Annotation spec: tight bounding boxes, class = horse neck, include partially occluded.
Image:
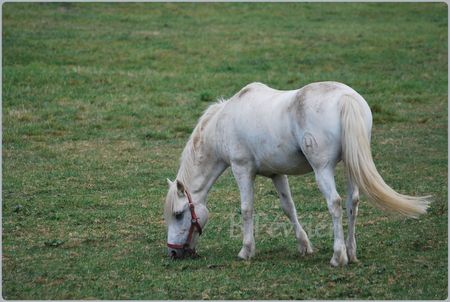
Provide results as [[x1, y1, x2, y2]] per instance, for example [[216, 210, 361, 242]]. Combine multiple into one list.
[[176, 140, 226, 206]]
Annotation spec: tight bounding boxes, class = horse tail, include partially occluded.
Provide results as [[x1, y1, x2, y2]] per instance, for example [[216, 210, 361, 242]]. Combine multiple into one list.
[[339, 95, 430, 218]]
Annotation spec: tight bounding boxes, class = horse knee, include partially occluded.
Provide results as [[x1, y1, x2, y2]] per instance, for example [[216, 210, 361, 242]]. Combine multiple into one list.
[[241, 207, 253, 219], [327, 196, 343, 218], [280, 201, 293, 215]]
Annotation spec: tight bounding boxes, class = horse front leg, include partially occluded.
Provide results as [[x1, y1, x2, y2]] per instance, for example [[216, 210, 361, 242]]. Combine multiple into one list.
[[272, 174, 313, 255], [231, 163, 256, 260]]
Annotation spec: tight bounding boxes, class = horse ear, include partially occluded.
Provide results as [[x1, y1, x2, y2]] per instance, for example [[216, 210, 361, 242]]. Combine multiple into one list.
[[167, 178, 174, 187], [176, 180, 185, 197]]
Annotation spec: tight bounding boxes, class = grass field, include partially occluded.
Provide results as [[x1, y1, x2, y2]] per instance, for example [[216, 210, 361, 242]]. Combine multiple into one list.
[[2, 3, 448, 300]]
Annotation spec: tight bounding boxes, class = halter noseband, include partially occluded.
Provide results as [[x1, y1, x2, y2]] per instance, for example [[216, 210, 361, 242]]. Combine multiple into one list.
[[167, 189, 203, 252]]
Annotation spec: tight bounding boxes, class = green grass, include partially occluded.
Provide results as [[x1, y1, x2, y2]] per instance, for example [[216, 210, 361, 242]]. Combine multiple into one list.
[[2, 2, 447, 300]]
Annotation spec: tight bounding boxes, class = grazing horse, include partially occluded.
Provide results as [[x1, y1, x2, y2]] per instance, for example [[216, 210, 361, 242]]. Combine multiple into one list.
[[164, 81, 430, 266]]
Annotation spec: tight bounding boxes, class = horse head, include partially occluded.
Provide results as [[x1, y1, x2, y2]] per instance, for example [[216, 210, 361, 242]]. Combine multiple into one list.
[[164, 179, 209, 259]]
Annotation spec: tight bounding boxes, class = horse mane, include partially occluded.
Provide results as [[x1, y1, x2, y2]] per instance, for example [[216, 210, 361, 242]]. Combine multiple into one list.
[[177, 99, 226, 184], [165, 99, 226, 221]]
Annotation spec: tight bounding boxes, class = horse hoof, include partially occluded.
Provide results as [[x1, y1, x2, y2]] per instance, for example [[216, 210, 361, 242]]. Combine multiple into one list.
[[237, 253, 251, 260], [348, 255, 359, 263], [238, 247, 254, 260], [346, 249, 359, 263], [330, 257, 348, 267], [330, 250, 348, 267], [298, 244, 313, 256]]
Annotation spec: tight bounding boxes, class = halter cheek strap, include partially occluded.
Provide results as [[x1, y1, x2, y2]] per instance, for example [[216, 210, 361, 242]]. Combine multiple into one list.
[[167, 189, 203, 251]]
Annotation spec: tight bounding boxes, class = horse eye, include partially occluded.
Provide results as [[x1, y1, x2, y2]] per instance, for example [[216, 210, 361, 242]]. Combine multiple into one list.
[[175, 212, 184, 220]]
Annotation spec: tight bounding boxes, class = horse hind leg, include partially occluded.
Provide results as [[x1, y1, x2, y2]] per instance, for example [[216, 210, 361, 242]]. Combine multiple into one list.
[[346, 176, 360, 263], [299, 130, 347, 266], [271, 174, 313, 255], [314, 167, 348, 267]]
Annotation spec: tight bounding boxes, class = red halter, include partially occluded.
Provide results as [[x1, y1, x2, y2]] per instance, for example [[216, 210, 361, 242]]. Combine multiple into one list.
[[167, 189, 203, 251]]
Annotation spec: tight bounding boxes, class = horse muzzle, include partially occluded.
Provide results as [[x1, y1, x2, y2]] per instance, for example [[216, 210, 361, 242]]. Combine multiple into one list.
[[167, 244, 198, 259]]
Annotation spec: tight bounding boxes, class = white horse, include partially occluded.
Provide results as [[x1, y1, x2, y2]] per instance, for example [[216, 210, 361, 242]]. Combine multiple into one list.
[[164, 81, 430, 266]]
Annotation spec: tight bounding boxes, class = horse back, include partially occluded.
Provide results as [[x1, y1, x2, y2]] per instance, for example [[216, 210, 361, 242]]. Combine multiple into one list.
[[213, 81, 372, 176]]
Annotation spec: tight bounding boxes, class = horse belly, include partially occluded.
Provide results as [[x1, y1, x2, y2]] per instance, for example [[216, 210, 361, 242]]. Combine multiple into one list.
[[256, 145, 313, 176]]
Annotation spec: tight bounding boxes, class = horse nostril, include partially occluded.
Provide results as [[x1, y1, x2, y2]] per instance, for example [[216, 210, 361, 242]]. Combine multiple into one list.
[[170, 250, 177, 258]]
